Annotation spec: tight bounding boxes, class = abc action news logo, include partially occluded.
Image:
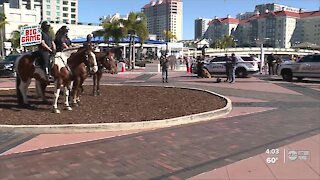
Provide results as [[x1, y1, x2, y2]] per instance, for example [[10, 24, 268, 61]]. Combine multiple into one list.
[[20, 25, 42, 47]]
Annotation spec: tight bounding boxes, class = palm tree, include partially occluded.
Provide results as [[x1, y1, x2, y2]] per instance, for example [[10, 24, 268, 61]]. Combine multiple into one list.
[[210, 35, 237, 49], [0, 13, 9, 57], [121, 12, 148, 69], [103, 20, 124, 45], [163, 30, 177, 42]]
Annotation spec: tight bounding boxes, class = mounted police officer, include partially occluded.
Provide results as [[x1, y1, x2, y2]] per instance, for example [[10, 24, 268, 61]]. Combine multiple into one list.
[[38, 21, 56, 79], [54, 25, 73, 52], [83, 34, 93, 49]]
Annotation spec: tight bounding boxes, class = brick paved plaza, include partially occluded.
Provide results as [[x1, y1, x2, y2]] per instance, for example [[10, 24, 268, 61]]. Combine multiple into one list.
[[0, 72, 319, 179]]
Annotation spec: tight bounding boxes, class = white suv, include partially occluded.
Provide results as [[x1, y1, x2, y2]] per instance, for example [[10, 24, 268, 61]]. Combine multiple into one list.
[[203, 56, 259, 78], [277, 54, 320, 81]]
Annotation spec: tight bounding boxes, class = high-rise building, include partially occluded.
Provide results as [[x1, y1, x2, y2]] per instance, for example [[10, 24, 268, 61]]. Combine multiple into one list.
[[142, 0, 183, 41], [0, 0, 78, 24], [255, 3, 302, 14], [194, 18, 210, 40], [205, 15, 239, 43], [236, 12, 256, 20], [234, 10, 320, 48]]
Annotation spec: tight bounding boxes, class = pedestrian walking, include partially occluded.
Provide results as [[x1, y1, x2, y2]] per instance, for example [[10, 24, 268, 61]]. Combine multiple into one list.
[[229, 53, 237, 83], [160, 55, 169, 83], [224, 54, 232, 82]]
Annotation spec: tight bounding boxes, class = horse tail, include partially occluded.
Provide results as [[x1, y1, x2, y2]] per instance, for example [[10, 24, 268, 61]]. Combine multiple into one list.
[[15, 54, 26, 105]]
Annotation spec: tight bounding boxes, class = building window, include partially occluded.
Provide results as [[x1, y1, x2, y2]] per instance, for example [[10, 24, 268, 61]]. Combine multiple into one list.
[[56, 12, 60, 16], [63, 19, 68, 23], [71, 14, 76, 18], [63, 1, 68, 5], [71, 8, 76, 12], [71, 2, 76, 6], [63, 7, 68, 11], [56, 0, 60, 3], [46, 0, 50, 3], [46, 11, 50, 15], [71, 20, 76, 24], [56, 5, 60, 10], [63, 13, 68, 17], [46, 5, 50, 9]]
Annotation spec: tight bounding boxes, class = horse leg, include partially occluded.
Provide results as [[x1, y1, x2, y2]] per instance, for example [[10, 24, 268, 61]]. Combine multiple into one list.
[[64, 85, 72, 111], [77, 78, 85, 104], [71, 78, 80, 106], [52, 79, 61, 114], [36, 80, 48, 103], [19, 78, 31, 105], [92, 73, 97, 96], [96, 72, 102, 96], [16, 74, 23, 105]]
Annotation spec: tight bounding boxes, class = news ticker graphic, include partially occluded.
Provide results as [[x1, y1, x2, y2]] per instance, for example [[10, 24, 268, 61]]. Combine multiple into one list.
[[265, 148, 310, 164]]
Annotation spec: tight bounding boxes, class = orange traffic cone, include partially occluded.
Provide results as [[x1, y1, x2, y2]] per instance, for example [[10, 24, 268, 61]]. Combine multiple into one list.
[[121, 63, 125, 72]]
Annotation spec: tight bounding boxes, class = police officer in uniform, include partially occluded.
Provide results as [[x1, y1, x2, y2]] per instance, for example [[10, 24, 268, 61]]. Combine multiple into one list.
[[38, 21, 56, 78], [54, 26, 72, 51]]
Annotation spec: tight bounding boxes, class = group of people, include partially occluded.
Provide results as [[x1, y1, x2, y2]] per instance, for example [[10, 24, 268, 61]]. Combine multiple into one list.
[[267, 53, 285, 75], [37, 21, 78, 80], [224, 53, 237, 83]]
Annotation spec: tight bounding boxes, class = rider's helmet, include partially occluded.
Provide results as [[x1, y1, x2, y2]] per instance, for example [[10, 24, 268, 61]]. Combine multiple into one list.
[[40, 21, 50, 31], [61, 26, 69, 34], [86, 34, 93, 42]]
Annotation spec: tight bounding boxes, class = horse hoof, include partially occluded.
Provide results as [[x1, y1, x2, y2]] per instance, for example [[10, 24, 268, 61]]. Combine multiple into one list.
[[52, 108, 60, 114], [65, 106, 72, 111], [72, 103, 79, 107]]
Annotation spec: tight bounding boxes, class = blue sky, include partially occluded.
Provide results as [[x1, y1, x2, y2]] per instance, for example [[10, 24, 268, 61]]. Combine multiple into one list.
[[78, 0, 319, 39]]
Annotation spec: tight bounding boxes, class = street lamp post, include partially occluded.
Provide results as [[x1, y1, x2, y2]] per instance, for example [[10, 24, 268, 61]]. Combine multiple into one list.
[[258, 38, 270, 74]]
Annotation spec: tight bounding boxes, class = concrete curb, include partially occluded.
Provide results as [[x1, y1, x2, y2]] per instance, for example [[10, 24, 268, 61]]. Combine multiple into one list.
[[0, 85, 232, 133]]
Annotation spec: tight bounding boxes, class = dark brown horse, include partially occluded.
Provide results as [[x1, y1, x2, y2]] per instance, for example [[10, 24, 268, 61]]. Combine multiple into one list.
[[69, 47, 98, 106], [51, 47, 97, 113], [92, 49, 117, 96], [15, 52, 50, 106]]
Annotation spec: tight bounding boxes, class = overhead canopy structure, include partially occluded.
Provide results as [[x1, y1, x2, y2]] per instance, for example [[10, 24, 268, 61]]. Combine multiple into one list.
[[71, 36, 166, 45], [293, 42, 320, 49]]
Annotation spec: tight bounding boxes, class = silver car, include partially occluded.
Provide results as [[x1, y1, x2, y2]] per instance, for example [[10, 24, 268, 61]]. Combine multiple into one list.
[[277, 54, 320, 81]]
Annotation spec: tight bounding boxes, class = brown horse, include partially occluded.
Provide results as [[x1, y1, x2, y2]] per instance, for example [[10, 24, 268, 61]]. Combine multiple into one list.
[[69, 47, 98, 106], [92, 50, 117, 96], [15, 51, 50, 106], [51, 47, 97, 113]]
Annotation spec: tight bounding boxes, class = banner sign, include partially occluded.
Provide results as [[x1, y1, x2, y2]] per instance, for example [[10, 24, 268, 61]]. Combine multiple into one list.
[[20, 25, 42, 47]]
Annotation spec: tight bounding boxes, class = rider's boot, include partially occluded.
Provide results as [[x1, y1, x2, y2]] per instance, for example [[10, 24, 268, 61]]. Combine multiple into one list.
[[46, 68, 53, 82]]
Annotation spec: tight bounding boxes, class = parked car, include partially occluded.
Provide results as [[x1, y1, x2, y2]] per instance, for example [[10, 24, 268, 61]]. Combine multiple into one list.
[[0, 54, 21, 77], [277, 54, 320, 81], [241, 56, 261, 69], [192, 56, 259, 78]]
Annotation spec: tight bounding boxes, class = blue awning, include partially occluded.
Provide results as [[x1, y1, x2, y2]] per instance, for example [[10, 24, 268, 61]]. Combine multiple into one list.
[[71, 36, 165, 44]]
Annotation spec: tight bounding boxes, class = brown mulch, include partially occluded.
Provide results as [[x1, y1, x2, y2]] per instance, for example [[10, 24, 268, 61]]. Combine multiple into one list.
[[0, 86, 227, 125]]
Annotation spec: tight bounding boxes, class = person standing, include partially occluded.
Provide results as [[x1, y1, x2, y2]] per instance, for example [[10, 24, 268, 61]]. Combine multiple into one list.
[[160, 55, 169, 83], [229, 53, 237, 83], [267, 53, 276, 75], [38, 21, 56, 79], [224, 54, 231, 82]]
